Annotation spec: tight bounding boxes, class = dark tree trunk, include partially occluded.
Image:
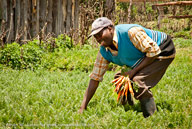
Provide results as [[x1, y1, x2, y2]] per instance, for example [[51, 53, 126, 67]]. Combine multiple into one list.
[[66, 0, 72, 33], [56, 0, 63, 35], [0, 0, 8, 47], [7, 0, 14, 43], [36, 0, 40, 35], [31, 0, 36, 37], [15, 0, 21, 41], [40, 0, 47, 30], [52, 0, 57, 35], [47, 0, 53, 34], [74, 0, 79, 30], [63, 0, 67, 33], [23, 0, 28, 40]]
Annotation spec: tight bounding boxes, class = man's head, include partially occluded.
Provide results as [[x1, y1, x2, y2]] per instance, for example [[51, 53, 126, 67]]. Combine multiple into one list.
[[88, 17, 114, 47]]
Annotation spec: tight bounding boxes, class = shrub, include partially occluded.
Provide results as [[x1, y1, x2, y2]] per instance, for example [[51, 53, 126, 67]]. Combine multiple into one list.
[[55, 34, 73, 52], [0, 43, 21, 69], [0, 42, 44, 70], [0, 35, 75, 70], [21, 41, 44, 69]]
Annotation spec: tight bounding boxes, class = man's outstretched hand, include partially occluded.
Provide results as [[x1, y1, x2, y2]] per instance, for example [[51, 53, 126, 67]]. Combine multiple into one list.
[[79, 107, 84, 114]]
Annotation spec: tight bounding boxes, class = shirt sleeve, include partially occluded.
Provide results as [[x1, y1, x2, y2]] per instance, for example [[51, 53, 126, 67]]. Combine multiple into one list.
[[89, 51, 110, 82], [128, 27, 161, 57]]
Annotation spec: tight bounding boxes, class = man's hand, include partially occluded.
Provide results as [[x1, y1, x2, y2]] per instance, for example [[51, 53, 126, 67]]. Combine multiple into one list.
[[79, 107, 85, 114], [79, 79, 99, 114], [114, 70, 136, 79], [123, 70, 136, 79]]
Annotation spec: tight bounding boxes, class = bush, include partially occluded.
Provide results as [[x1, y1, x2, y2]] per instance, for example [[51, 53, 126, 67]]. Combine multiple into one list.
[[0, 43, 21, 69], [0, 35, 75, 70], [0, 42, 44, 70], [55, 34, 73, 52], [21, 41, 44, 69]]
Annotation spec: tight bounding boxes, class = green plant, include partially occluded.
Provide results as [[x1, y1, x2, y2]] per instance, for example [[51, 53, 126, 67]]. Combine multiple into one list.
[[55, 34, 73, 52], [0, 41, 44, 70], [146, 3, 154, 14], [21, 41, 44, 69], [0, 42, 21, 69], [173, 31, 191, 39]]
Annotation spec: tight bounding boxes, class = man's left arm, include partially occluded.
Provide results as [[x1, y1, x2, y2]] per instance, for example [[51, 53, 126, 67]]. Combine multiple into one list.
[[124, 56, 157, 79], [124, 27, 161, 79]]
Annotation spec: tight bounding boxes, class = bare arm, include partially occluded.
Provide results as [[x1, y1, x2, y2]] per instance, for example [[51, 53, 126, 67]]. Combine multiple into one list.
[[79, 51, 109, 113], [79, 79, 99, 113], [124, 56, 157, 79]]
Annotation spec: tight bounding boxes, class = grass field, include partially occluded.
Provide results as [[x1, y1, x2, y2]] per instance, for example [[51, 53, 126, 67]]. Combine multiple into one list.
[[0, 38, 192, 128]]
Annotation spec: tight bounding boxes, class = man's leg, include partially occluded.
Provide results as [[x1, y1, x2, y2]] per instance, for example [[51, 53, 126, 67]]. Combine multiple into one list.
[[133, 58, 174, 118]]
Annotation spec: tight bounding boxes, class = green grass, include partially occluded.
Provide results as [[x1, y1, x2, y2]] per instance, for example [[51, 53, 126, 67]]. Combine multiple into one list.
[[0, 39, 192, 128]]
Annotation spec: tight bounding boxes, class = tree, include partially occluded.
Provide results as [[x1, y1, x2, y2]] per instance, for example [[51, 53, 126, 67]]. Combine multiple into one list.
[[127, 0, 132, 23]]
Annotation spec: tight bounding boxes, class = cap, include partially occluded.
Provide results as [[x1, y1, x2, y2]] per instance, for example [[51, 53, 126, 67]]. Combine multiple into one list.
[[88, 17, 113, 39]]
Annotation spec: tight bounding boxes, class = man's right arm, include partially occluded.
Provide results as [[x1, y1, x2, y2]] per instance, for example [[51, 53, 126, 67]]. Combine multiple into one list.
[[79, 51, 109, 113], [79, 79, 99, 113]]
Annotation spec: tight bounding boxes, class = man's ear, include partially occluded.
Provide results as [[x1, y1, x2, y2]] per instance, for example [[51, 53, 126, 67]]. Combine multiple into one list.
[[108, 26, 114, 35], [107, 26, 112, 34], [108, 26, 112, 30]]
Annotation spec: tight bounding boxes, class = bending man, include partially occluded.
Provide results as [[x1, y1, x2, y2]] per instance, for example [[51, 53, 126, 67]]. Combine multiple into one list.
[[79, 17, 175, 118]]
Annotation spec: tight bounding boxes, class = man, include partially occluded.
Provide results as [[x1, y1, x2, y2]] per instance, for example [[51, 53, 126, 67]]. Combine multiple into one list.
[[79, 17, 175, 118]]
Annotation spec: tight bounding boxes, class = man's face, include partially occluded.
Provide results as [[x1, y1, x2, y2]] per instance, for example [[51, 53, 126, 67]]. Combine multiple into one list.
[[94, 26, 113, 47]]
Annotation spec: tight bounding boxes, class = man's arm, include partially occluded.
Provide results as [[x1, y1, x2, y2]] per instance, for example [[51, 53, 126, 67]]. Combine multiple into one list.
[[125, 27, 161, 79], [79, 51, 109, 113], [79, 79, 99, 113], [124, 56, 157, 79]]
